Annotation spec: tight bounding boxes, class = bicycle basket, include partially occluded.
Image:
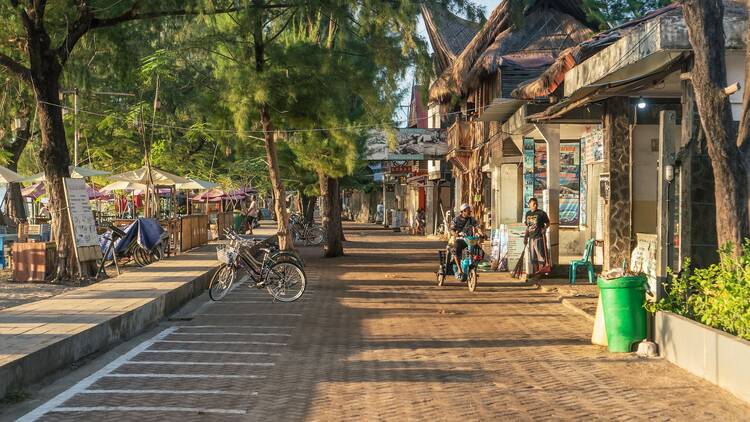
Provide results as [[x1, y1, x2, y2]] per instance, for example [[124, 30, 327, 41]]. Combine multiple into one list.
[[216, 246, 238, 264]]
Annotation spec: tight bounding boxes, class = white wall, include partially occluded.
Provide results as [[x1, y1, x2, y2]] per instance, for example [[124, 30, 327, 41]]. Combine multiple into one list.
[[632, 125, 659, 234], [727, 52, 746, 121], [499, 164, 520, 224]]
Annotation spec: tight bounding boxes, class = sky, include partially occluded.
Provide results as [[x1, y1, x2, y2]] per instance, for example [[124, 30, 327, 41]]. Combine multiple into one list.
[[396, 1, 501, 125]]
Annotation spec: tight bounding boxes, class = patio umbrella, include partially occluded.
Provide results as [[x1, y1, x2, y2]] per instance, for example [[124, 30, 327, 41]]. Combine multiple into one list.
[[22, 165, 111, 182], [0, 165, 25, 183], [24, 181, 112, 200], [175, 178, 218, 190], [110, 166, 189, 186], [192, 188, 228, 202], [100, 180, 147, 192], [21, 182, 45, 199]]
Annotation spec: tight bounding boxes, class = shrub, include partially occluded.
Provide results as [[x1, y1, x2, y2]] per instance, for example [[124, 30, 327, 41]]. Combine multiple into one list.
[[650, 242, 750, 341]]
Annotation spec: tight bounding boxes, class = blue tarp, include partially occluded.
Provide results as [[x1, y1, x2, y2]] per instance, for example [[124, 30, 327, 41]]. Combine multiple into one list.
[[100, 218, 165, 259]]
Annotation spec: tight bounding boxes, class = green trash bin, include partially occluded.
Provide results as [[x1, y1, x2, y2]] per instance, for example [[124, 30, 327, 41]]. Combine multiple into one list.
[[233, 212, 244, 231], [597, 275, 647, 352]]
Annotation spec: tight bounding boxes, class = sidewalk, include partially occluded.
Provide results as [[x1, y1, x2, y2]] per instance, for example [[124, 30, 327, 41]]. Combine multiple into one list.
[[0, 246, 218, 400]]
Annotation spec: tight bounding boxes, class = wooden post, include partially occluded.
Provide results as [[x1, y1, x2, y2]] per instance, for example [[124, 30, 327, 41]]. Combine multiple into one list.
[[603, 97, 632, 271]]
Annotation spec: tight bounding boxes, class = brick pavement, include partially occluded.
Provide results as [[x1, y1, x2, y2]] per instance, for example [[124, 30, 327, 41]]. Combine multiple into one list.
[[18, 228, 750, 421]]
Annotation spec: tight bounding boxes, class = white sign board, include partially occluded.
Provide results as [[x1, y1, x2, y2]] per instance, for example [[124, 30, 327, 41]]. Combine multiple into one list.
[[631, 233, 658, 296], [499, 223, 527, 270], [64, 178, 99, 248]]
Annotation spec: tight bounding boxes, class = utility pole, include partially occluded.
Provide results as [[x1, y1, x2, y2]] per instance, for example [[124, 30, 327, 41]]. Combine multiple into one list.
[[61, 89, 80, 165], [74, 88, 79, 166], [62, 89, 135, 167]]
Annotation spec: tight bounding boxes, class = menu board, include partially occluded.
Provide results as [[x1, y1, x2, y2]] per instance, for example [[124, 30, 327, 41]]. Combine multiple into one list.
[[64, 178, 99, 248], [499, 223, 527, 271]]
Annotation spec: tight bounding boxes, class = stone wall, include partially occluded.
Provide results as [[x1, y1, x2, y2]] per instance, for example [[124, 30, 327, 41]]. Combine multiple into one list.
[[603, 97, 632, 271]]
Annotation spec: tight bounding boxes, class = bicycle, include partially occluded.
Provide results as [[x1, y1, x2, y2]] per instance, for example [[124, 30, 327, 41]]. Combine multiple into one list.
[[209, 231, 306, 302], [289, 213, 325, 246]]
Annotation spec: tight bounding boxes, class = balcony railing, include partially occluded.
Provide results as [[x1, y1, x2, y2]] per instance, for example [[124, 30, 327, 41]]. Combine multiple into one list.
[[446, 120, 472, 172], [447, 120, 472, 152]]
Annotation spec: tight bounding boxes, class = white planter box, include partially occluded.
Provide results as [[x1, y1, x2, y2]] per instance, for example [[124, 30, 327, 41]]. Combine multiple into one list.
[[656, 311, 750, 403]]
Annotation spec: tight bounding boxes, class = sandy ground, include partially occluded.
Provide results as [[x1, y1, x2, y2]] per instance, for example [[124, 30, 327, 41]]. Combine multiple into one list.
[[0, 270, 77, 311]]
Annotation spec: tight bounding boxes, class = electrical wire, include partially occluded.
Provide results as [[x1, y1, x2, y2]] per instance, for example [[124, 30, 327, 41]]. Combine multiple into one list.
[[35, 98, 496, 137]]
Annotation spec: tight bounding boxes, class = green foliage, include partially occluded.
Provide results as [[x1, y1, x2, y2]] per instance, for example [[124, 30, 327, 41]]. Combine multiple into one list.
[[650, 243, 750, 341]]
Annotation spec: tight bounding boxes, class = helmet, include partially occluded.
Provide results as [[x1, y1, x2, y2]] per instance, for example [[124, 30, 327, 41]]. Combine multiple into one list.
[[459, 203, 471, 212]]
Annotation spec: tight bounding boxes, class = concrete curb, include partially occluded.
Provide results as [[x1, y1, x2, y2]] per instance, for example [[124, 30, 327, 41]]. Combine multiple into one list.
[[535, 283, 596, 322], [0, 249, 218, 399]]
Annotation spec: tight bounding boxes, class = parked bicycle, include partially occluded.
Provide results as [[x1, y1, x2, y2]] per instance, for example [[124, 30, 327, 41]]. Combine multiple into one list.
[[209, 230, 306, 302], [97, 220, 171, 277], [289, 213, 325, 246]]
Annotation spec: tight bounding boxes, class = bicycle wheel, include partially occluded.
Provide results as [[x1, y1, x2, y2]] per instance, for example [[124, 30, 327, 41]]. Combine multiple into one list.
[[265, 261, 306, 302], [133, 246, 150, 267], [209, 264, 237, 301], [306, 227, 325, 246]]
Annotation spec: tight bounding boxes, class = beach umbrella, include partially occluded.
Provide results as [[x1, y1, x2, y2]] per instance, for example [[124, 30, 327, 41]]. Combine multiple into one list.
[[21, 182, 45, 199], [109, 166, 189, 186], [101, 180, 147, 192], [24, 181, 112, 200], [176, 178, 218, 190], [22, 165, 111, 183], [192, 188, 228, 202], [0, 165, 25, 183]]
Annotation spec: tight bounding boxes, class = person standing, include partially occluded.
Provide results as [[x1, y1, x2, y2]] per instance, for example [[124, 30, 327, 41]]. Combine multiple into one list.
[[245, 195, 259, 235], [524, 197, 550, 277]]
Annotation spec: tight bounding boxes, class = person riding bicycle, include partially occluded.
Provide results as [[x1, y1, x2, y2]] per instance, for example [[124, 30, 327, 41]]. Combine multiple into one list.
[[450, 203, 479, 280]]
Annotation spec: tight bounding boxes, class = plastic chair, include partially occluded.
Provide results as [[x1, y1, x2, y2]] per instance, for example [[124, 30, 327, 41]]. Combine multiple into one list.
[[569, 239, 595, 284]]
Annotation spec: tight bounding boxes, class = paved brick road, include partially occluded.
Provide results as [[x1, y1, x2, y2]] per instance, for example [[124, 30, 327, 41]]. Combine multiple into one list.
[[20, 229, 750, 421]]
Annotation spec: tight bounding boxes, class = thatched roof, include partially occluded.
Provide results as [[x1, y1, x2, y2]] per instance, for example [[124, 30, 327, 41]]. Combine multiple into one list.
[[421, 5, 482, 76], [511, 1, 748, 100], [429, 0, 599, 103]]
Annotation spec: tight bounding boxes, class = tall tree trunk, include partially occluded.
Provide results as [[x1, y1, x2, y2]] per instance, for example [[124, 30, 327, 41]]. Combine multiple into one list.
[[319, 173, 343, 257], [6, 111, 30, 224], [738, 0, 750, 225], [683, 0, 750, 253], [33, 68, 74, 279], [300, 192, 316, 225], [260, 106, 293, 251], [253, 2, 292, 251]]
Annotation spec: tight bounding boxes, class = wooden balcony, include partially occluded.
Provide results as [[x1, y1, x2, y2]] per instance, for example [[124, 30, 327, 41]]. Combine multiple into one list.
[[446, 121, 472, 172]]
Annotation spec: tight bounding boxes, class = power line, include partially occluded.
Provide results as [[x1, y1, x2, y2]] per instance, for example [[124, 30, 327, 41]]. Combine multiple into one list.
[[35, 98, 494, 137]]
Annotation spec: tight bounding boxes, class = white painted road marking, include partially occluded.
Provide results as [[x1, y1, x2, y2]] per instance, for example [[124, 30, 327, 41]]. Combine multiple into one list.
[[156, 339, 287, 346], [84, 390, 259, 396], [177, 325, 294, 329], [141, 349, 281, 356], [17, 327, 178, 422], [50, 406, 247, 415], [196, 313, 303, 316], [124, 361, 274, 366], [171, 331, 292, 336], [105, 373, 266, 379]]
